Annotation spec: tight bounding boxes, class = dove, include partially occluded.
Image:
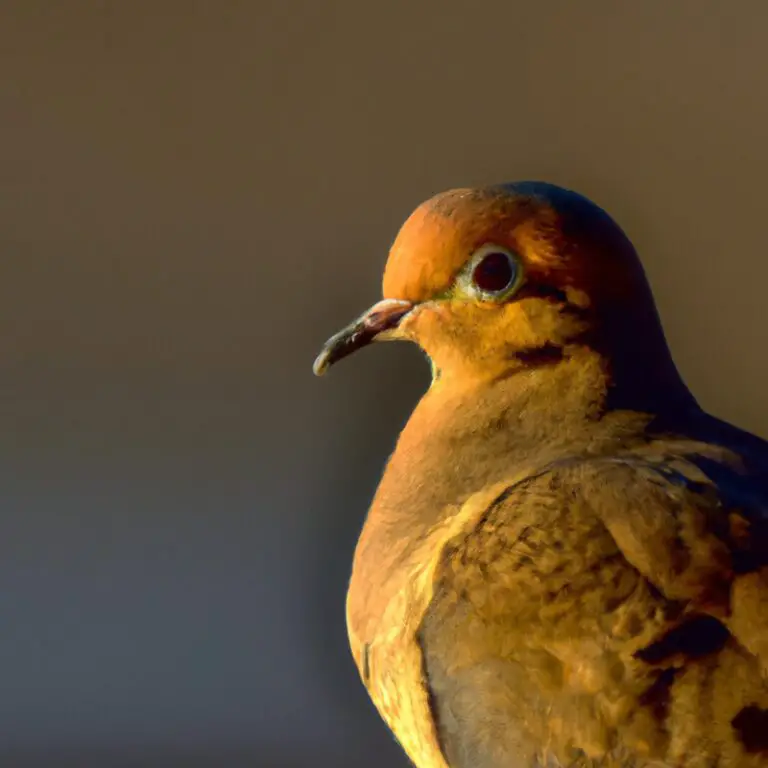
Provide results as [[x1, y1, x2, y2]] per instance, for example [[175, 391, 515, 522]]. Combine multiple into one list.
[[313, 182, 768, 768]]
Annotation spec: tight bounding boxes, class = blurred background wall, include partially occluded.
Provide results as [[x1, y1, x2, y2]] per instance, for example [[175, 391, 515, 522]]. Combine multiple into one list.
[[1, 2, 768, 766]]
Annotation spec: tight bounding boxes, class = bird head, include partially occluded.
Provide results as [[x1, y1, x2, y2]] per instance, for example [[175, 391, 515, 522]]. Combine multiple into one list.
[[314, 182, 692, 413]]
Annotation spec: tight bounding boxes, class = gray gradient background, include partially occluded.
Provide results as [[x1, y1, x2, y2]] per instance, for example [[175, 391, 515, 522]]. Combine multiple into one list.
[[2, 2, 768, 766]]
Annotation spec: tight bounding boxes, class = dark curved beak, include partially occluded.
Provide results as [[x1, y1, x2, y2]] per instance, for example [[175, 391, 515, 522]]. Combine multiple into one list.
[[313, 299, 414, 376]]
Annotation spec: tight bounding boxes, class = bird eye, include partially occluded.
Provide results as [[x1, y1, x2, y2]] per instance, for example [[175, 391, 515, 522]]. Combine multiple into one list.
[[466, 245, 522, 299]]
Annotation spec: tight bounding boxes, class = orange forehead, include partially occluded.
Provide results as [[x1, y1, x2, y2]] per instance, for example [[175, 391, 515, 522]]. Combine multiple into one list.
[[381, 185, 645, 307], [382, 188, 562, 302]]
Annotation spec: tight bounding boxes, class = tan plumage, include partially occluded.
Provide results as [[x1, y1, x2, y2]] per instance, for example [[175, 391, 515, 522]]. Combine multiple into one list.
[[314, 182, 768, 767]]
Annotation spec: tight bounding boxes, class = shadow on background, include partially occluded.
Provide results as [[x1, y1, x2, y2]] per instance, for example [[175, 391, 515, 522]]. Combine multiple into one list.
[[1, 2, 768, 766]]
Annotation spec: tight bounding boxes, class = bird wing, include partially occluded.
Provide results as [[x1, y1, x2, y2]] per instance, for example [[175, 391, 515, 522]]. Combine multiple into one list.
[[415, 442, 768, 768], [591, 446, 768, 674]]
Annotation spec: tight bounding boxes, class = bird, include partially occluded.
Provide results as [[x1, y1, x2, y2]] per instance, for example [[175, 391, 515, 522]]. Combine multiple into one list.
[[312, 182, 768, 768]]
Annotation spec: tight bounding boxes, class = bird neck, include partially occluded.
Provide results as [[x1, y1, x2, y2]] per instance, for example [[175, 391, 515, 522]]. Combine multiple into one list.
[[371, 341, 698, 543], [428, 333, 694, 420], [421, 344, 625, 437]]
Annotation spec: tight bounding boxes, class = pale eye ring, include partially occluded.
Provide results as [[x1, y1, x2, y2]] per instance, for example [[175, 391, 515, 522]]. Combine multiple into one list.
[[465, 245, 522, 298]]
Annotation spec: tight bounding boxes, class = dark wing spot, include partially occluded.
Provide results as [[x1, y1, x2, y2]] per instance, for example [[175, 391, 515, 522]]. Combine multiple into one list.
[[361, 643, 371, 684], [638, 667, 679, 723], [732, 705, 768, 753], [634, 615, 730, 664]]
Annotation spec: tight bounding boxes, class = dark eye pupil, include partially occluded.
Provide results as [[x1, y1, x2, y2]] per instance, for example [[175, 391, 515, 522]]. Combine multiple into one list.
[[472, 251, 515, 293]]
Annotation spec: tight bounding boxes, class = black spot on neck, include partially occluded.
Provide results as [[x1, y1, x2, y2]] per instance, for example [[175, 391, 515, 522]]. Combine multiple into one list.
[[492, 343, 565, 384], [515, 342, 565, 367]]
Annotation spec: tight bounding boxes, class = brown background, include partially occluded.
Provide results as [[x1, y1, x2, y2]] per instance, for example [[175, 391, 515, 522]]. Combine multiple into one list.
[[2, 2, 768, 766]]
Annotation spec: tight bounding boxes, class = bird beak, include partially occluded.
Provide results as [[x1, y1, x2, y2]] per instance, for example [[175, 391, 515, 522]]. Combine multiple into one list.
[[313, 298, 414, 376]]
